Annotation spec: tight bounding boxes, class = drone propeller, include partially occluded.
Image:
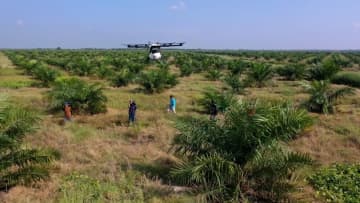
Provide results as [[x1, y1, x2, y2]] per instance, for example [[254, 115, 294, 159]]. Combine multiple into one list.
[[125, 42, 185, 48], [159, 42, 185, 47], [126, 44, 149, 48]]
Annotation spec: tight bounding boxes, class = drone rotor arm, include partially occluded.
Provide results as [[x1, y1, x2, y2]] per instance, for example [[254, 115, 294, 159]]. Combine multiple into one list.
[[159, 42, 185, 47], [126, 44, 149, 48]]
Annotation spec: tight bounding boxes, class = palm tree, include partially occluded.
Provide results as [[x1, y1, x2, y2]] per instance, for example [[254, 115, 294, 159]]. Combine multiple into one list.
[[198, 88, 236, 113], [0, 95, 59, 191], [223, 73, 244, 94], [308, 59, 340, 81], [247, 63, 273, 87], [33, 64, 61, 87], [205, 69, 222, 81], [49, 77, 107, 114], [304, 80, 354, 114], [137, 69, 178, 93], [277, 64, 307, 81], [171, 101, 313, 202]]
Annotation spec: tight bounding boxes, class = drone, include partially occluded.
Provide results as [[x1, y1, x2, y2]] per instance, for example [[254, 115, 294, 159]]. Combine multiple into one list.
[[126, 42, 185, 60]]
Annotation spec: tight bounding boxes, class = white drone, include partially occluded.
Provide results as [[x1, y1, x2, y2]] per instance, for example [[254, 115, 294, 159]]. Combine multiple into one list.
[[126, 42, 185, 60]]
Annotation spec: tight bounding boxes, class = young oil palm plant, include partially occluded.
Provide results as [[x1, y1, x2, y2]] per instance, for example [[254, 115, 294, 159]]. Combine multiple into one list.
[[49, 77, 107, 114], [111, 68, 134, 87], [33, 63, 61, 87], [179, 63, 193, 77], [247, 63, 273, 87], [171, 100, 313, 202], [223, 73, 244, 94], [304, 80, 354, 114], [137, 69, 178, 93], [277, 64, 307, 81], [0, 95, 59, 191], [205, 69, 222, 81], [198, 88, 236, 114], [308, 59, 340, 81]]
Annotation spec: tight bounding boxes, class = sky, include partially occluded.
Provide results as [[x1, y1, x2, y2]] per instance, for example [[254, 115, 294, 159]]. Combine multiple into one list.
[[0, 0, 360, 49]]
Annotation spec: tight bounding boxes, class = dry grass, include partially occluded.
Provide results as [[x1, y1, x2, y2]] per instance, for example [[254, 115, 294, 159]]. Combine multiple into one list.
[[1, 52, 360, 202], [0, 52, 16, 69]]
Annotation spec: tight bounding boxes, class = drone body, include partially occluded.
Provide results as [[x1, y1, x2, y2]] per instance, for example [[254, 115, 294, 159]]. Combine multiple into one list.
[[126, 42, 185, 60]]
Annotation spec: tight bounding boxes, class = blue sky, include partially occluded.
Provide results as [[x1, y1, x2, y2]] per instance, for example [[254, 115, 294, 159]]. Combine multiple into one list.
[[1, 0, 360, 49]]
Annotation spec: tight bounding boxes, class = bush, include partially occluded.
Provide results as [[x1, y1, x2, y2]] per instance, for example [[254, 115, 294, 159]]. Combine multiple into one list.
[[277, 64, 307, 80], [331, 72, 360, 88], [172, 101, 313, 202], [309, 164, 360, 203], [49, 77, 107, 114], [198, 88, 236, 113], [138, 69, 178, 93]]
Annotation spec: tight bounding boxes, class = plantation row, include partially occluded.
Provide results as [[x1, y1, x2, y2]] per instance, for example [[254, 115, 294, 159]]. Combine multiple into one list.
[[1, 50, 360, 202], [3, 50, 359, 116], [201, 50, 360, 67], [5, 50, 360, 92]]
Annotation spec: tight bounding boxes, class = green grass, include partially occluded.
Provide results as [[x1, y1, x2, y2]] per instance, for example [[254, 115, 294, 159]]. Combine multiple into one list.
[[308, 164, 360, 203], [332, 71, 360, 88], [65, 123, 99, 141], [58, 172, 144, 203], [0, 68, 34, 88]]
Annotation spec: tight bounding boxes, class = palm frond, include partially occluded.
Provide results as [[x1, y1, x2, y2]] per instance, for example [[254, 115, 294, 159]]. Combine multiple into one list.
[[0, 148, 59, 171], [0, 106, 39, 139], [328, 87, 354, 104], [1, 165, 50, 189], [0, 134, 17, 151], [171, 153, 243, 202]]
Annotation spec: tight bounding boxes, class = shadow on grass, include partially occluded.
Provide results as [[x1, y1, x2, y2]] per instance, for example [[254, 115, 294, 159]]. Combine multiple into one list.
[[133, 159, 174, 183]]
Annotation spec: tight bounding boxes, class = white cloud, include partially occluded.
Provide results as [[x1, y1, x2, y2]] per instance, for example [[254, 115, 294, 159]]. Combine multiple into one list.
[[169, 1, 186, 11], [16, 19, 24, 26]]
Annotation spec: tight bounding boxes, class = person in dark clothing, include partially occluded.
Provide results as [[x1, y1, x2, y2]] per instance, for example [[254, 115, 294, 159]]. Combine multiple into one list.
[[128, 99, 137, 125], [209, 100, 218, 120]]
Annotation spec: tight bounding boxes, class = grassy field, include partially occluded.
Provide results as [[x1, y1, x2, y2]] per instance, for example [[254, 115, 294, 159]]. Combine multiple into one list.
[[1, 51, 360, 202]]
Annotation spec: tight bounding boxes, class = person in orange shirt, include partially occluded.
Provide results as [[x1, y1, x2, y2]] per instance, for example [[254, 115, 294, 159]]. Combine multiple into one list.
[[64, 102, 72, 121]]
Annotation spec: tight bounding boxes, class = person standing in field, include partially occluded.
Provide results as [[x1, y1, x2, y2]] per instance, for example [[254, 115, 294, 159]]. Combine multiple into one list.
[[168, 95, 177, 113], [63, 102, 72, 122], [209, 100, 218, 120], [128, 99, 137, 125]]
